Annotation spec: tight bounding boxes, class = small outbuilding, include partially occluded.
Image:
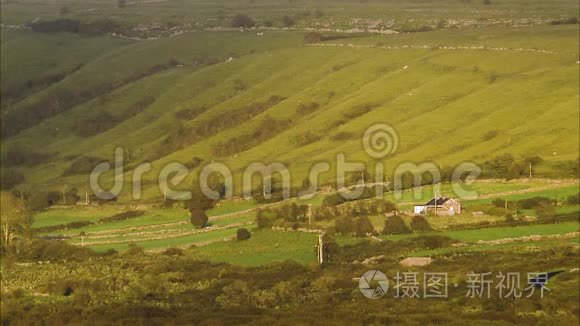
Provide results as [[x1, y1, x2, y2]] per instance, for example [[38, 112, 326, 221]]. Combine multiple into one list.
[[413, 197, 461, 216]]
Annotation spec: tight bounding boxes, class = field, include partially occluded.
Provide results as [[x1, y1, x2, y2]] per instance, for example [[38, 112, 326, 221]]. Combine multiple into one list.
[[0, 19, 578, 201], [1, 0, 579, 324], [30, 180, 578, 266]]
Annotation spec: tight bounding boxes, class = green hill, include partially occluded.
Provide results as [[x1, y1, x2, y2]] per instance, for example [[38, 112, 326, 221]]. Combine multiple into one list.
[[1, 23, 578, 201]]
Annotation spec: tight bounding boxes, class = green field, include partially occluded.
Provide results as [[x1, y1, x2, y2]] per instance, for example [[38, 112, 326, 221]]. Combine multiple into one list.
[[1, 22, 578, 201]]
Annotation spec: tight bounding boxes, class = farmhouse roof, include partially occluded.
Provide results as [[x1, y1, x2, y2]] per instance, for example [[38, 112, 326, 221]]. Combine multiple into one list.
[[425, 197, 452, 206]]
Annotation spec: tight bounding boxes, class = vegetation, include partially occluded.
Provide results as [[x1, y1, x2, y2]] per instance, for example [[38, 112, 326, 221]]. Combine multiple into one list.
[[1, 0, 579, 323], [236, 228, 251, 241]]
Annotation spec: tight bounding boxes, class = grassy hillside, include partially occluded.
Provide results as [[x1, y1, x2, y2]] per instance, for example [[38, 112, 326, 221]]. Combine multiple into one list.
[[1, 23, 578, 200]]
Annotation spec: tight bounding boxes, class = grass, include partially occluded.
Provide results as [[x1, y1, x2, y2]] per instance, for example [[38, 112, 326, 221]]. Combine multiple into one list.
[[336, 220, 579, 246], [89, 226, 241, 252], [4, 26, 577, 201], [185, 229, 319, 266]]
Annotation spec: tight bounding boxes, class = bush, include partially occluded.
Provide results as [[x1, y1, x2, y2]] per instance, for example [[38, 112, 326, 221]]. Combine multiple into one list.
[[566, 193, 580, 205], [2, 146, 53, 167], [282, 16, 295, 27], [330, 131, 354, 141], [354, 216, 374, 237], [383, 215, 411, 235], [163, 247, 184, 256], [256, 209, 277, 228], [36, 221, 93, 233], [125, 243, 143, 256], [304, 32, 323, 44], [231, 14, 255, 28], [296, 102, 319, 115], [518, 196, 554, 209], [335, 216, 353, 234], [236, 228, 251, 241], [0, 169, 24, 190], [98, 210, 145, 223], [190, 209, 208, 228], [63, 156, 109, 176], [410, 215, 432, 232], [72, 110, 118, 137]]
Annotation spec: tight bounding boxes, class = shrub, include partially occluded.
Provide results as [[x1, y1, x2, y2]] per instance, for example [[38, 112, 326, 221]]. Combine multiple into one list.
[[282, 16, 296, 27], [73, 110, 118, 137], [322, 193, 347, 207], [236, 228, 251, 241], [36, 221, 93, 233], [256, 209, 277, 228], [504, 214, 515, 223], [231, 14, 255, 28], [296, 102, 319, 115], [174, 106, 207, 120], [567, 193, 580, 205], [518, 196, 554, 209], [330, 131, 354, 141], [481, 130, 498, 141], [0, 169, 24, 190], [354, 216, 374, 237], [163, 247, 184, 256], [304, 32, 323, 44], [410, 215, 432, 232], [63, 156, 109, 176], [2, 146, 53, 167], [190, 209, 208, 228], [291, 130, 322, 146], [342, 103, 379, 119], [335, 216, 353, 234], [98, 210, 145, 223], [125, 243, 143, 255], [383, 215, 411, 235]]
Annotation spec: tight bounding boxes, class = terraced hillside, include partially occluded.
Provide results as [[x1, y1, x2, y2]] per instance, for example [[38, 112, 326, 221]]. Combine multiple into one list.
[[1, 23, 579, 201]]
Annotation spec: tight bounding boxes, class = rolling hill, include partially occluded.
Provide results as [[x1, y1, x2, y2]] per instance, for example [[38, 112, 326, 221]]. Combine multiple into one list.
[[1, 20, 578, 201]]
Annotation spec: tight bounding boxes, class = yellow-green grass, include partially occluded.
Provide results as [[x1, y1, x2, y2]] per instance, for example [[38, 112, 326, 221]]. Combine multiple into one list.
[[336, 221, 579, 246], [1, 29, 133, 97], [32, 205, 127, 228], [39, 207, 189, 235], [4, 26, 579, 202], [185, 228, 319, 266], [89, 226, 242, 252], [413, 238, 577, 257]]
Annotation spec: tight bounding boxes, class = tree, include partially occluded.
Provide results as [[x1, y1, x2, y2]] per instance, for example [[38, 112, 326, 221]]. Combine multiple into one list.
[[0, 192, 32, 250], [334, 216, 353, 234], [354, 216, 374, 237], [236, 228, 251, 241], [282, 15, 295, 27], [79, 231, 86, 246], [184, 185, 216, 211], [383, 215, 411, 235], [410, 215, 432, 232], [190, 209, 208, 228], [304, 32, 323, 44], [231, 14, 255, 28], [117, 0, 126, 9]]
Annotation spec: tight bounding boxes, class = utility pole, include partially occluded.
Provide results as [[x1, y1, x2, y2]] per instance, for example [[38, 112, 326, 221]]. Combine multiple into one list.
[[505, 199, 508, 211], [529, 162, 533, 179], [85, 189, 89, 205], [361, 170, 365, 186], [308, 204, 312, 225], [317, 234, 324, 264], [62, 185, 67, 205]]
